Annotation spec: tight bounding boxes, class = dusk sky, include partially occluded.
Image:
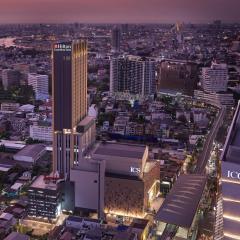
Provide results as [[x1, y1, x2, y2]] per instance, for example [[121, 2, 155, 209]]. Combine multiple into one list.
[[0, 0, 240, 24]]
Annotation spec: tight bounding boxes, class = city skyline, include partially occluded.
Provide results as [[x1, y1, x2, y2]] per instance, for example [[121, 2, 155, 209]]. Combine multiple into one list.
[[0, 4, 239, 238], [0, 0, 240, 24]]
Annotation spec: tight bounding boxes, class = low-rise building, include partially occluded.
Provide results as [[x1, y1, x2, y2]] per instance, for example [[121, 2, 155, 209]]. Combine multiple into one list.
[[27, 175, 62, 221], [0, 213, 16, 236], [125, 122, 144, 136], [192, 109, 207, 124], [176, 110, 191, 122], [88, 104, 98, 119], [1, 103, 20, 112], [18, 104, 35, 113], [13, 144, 46, 163], [4, 232, 30, 240], [9, 118, 27, 133], [53, 215, 149, 240], [194, 90, 234, 107], [30, 120, 52, 142], [112, 116, 129, 135], [3, 182, 23, 197]]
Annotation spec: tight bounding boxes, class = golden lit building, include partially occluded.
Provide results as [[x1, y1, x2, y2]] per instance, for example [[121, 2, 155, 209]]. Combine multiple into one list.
[[52, 40, 95, 178]]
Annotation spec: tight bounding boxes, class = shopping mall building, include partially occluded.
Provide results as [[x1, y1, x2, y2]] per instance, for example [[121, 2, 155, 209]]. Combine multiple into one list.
[[220, 101, 240, 240]]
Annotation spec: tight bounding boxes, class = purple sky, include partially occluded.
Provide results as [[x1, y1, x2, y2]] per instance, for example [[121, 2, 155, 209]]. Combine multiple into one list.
[[0, 0, 240, 24]]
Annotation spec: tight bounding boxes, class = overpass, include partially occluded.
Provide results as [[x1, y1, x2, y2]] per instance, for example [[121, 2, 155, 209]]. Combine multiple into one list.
[[194, 106, 226, 174]]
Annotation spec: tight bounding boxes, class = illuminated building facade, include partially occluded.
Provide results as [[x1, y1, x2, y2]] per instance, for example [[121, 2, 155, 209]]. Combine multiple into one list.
[[27, 175, 61, 221], [220, 101, 240, 240], [91, 142, 160, 218], [155, 174, 207, 239], [52, 40, 95, 179]]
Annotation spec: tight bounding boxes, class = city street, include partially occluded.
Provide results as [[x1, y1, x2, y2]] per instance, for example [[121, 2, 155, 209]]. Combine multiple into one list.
[[195, 107, 226, 174]]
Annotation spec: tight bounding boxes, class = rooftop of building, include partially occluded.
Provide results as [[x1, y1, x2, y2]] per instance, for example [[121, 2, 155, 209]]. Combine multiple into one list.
[[10, 182, 23, 191], [93, 142, 146, 159], [0, 212, 13, 221], [155, 174, 207, 229], [28, 73, 48, 77], [113, 54, 155, 62], [18, 104, 35, 112], [37, 120, 52, 127], [64, 216, 138, 240], [67, 216, 102, 224], [13, 144, 45, 159], [78, 116, 95, 126], [4, 232, 29, 240], [76, 116, 95, 134], [60, 232, 72, 240], [130, 218, 149, 229], [29, 175, 58, 191], [53, 40, 87, 50]]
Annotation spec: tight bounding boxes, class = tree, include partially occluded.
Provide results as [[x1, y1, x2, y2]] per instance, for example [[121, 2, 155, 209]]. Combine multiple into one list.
[[38, 233, 49, 240], [97, 112, 116, 126], [0, 171, 6, 191], [32, 165, 41, 176], [25, 137, 43, 145], [176, 132, 188, 142], [0, 144, 6, 152], [9, 164, 25, 175], [10, 85, 35, 104], [0, 131, 10, 140], [196, 138, 204, 149]]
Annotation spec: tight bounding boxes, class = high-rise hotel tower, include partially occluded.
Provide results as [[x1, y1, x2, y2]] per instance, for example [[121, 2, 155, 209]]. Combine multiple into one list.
[[52, 40, 95, 179]]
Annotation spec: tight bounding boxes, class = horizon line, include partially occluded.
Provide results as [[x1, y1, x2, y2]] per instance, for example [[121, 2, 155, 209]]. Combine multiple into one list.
[[0, 20, 240, 26]]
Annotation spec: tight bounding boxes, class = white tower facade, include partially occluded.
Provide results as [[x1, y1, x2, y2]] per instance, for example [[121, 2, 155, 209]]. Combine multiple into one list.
[[202, 63, 228, 93], [28, 73, 49, 100]]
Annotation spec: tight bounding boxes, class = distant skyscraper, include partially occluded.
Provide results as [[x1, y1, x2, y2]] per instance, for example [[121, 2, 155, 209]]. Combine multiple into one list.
[[232, 41, 240, 52], [121, 24, 129, 34], [52, 40, 95, 178], [110, 55, 156, 96], [28, 73, 49, 100], [2, 69, 20, 90], [213, 20, 222, 29], [111, 27, 121, 52], [201, 63, 228, 93]]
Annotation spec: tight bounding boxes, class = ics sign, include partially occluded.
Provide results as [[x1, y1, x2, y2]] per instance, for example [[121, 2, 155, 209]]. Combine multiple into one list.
[[227, 171, 240, 180], [54, 44, 72, 51], [130, 167, 141, 174]]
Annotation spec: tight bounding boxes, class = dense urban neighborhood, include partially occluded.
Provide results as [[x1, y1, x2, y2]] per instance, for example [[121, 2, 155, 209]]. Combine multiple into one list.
[[0, 20, 239, 240]]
